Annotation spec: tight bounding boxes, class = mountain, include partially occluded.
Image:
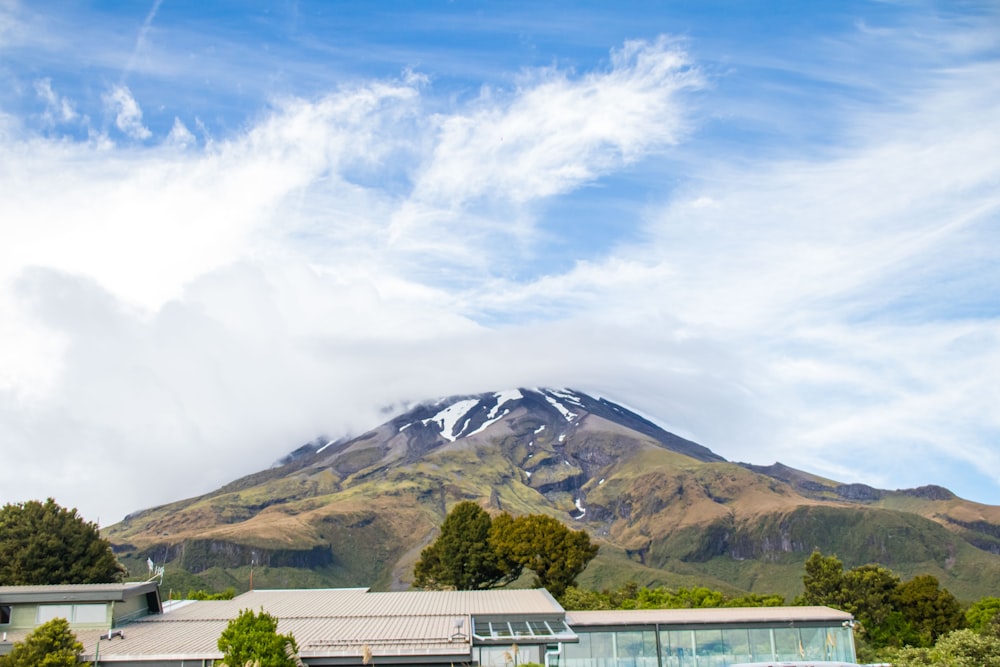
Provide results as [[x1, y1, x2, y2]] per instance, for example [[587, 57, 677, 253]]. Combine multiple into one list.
[[106, 388, 1000, 601]]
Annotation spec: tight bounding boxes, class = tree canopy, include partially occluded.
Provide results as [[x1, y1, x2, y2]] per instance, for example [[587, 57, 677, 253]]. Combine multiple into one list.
[[797, 550, 964, 658], [412, 502, 597, 597], [967, 597, 1000, 634], [413, 501, 521, 590], [0, 617, 84, 667], [559, 582, 785, 610], [217, 607, 299, 667], [492, 513, 598, 598], [0, 498, 126, 585]]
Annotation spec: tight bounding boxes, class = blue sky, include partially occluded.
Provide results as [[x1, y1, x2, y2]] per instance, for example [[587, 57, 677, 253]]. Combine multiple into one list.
[[0, 0, 998, 524]]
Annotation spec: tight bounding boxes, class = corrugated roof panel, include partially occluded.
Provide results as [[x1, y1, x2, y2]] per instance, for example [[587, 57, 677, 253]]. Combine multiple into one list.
[[150, 587, 561, 622], [77, 614, 474, 661]]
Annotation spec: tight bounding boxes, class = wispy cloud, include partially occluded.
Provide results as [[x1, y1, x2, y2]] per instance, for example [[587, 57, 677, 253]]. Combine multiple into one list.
[[103, 84, 152, 140]]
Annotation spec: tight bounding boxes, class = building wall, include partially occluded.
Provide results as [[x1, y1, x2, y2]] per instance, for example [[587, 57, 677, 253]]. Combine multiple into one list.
[[113, 595, 152, 625], [1, 604, 37, 631]]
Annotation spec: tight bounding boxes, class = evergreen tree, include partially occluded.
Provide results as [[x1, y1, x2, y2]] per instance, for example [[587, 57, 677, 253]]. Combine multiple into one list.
[[0, 498, 125, 585], [798, 550, 846, 608], [494, 513, 598, 598], [896, 574, 964, 646], [413, 501, 522, 590], [217, 608, 298, 667], [0, 617, 84, 667]]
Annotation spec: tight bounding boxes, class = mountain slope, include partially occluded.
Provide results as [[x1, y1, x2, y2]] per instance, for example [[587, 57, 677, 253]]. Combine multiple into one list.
[[106, 388, 1000, 600]]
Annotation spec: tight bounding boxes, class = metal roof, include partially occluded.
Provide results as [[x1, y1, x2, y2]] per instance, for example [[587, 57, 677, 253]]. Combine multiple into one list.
[[71, 588, 567, 663], [0, 581, 160, 604], [148, 587, 563, 621], [566, 606, 854, 627], [73, 615, 475, 662]]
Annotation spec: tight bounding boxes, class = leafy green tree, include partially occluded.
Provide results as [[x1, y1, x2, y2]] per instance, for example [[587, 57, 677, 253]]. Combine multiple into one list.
[[0, 498, 125, 585], [798, 549, 846, 608], [896, 574, 964, 646], [187, 587, 237, 600], [559, 582, 784, 611], [494, 513, 598, 597], [843, 563, 901, 629], [558, 586, 613, 610], [796, 550, 902, 658], [413, 501, 522, 590], [726, 592, 786, 607], [217, 608, 298, 667], [797, 551, 900, 629], [0, 617, 85, 667], [888, 629, 1000, 667], [967, 597, 1000, 634]]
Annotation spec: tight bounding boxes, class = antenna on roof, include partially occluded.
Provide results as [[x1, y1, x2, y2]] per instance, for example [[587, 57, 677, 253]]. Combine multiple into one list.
[[145, 557, 164, 583], [451, 618, 467, 642]]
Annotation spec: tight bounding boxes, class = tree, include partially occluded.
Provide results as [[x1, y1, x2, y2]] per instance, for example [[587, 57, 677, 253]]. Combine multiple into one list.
[[217, 608, 298, 667], [888, 629, 1000, 667], [967, 597, 1000, 634], [796, 551, 899, 629], [796, 550, 903, 659], [0, 498, 126, 585], [494, 513, 598, 598], [413, 501, 522, 590], [896, 574, 964, 646], [798, 550, 846, 608], [0, 617, 84, 667]]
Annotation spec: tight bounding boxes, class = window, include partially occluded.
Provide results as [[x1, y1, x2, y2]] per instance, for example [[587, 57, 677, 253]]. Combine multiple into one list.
[[0, 605, 11, 625], [36, 603, 108, 625], [37, 604, 73, 624], [73, 604, 107, 624]]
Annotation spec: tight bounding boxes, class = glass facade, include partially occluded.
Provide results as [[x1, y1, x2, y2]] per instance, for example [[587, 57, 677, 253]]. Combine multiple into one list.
[[564, 625, 854, 667]]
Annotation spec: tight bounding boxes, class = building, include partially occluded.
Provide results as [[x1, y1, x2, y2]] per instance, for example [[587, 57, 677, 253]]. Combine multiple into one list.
[[0, 581, 162, 638], [0, 584, 856, 666], [564, 607, 856, 667]]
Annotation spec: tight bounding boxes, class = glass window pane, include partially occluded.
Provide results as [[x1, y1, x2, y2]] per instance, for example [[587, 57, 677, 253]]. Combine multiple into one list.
[[617, 631, 644, 657], [748, 628, 772, 661], [660, 629, 693, 667], [772, 627, 800, 661], [694, 628, 727, 667], [827, 626, 853, 662], [73, 604, 107, 624], [589, 631, 614, 659], [798, 626, 826, 660], [37, 605, 72, 624], [722, 628, 750, 664]]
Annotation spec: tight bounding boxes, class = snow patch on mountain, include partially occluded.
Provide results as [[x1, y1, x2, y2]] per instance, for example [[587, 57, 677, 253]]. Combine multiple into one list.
[[544, 394, 577, 422], [424, 399, 480, 442], [489, 389, 523, 418]]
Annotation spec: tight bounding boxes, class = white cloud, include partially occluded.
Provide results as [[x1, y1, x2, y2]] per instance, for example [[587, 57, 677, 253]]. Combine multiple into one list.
[[165, 117, 195, 148], [417, 38, 697, 204], [34, 78, 77, 125], [104, 84, 151, 140]]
